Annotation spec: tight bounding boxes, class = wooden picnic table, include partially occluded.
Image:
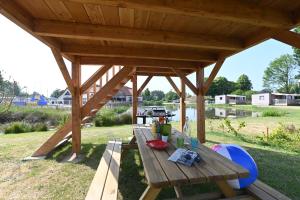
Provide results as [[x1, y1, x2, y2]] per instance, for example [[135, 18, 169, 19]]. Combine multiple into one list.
[[133, 124, 249, 200]]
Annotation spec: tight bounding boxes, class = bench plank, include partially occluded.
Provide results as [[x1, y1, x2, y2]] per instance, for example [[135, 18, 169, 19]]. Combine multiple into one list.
[[101, 141, 122, 200], [246, 180, 291, 200], [85, 141, 115, 200]]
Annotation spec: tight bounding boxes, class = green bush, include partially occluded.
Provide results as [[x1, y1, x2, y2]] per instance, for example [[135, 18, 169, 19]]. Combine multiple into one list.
[[4, 122, 32, 134], [262, 110, 285, 117], [94, 109, 132, 127], [32, 123, 48, 132], [142, 100, 163, 106], [113, 106, 129, 114]]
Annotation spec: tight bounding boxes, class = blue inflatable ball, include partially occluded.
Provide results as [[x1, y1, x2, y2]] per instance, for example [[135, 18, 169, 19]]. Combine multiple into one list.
[[211, 144, 258, 189]]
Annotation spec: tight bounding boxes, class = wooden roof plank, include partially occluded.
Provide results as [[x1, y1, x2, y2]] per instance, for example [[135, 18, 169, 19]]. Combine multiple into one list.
[[65, 0, 294, 28], [33, 19, 244, 50]]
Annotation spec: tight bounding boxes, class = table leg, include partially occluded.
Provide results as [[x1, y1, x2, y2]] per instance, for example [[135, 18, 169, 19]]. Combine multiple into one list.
[[216, 180, 236, 198], [143, 116, 146, 124], [174, 186, 183, 199], [139, 186, 161, 200]]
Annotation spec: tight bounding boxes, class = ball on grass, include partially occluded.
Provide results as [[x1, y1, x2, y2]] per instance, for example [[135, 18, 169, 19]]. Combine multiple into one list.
[[211, 144, 258, 189]]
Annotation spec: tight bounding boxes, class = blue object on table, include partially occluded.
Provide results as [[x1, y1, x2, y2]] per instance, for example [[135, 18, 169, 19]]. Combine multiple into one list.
[[190, 137, 199, 150]]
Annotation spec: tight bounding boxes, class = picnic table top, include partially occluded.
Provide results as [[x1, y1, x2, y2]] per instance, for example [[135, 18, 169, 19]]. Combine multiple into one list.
[[133, 124, 249, 188]]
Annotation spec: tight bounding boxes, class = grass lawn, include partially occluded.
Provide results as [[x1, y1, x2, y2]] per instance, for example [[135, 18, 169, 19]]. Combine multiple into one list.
[[0, 124, 299, 200]]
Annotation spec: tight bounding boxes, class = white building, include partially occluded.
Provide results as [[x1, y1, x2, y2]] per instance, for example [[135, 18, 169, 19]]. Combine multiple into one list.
[[252, 93, 300, 106], [215, 95, 246, 105]]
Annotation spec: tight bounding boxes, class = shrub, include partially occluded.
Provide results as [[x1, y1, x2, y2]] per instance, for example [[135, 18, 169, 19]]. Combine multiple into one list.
[[94, 109, 132, 127], [4, 122, 32, 134], [113, 106, 129, 114], [32, 123, 48, 132], [262, 110, 285, 117]]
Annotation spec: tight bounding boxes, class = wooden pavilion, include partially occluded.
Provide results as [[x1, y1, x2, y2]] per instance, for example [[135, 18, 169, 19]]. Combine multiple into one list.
[[1, 0, 300, 158]]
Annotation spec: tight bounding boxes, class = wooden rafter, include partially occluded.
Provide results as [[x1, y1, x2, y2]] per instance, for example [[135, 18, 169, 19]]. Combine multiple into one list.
[[61, 44, 217, 62], [65, 0, 293, 28], [80, 56, 203, 69], [137, 76, 153, 96], [34, 19, 243, 51], [165, 76, 181, 96], [172, 68, 198, 95], [272, 30, 300, 49], [80, 65, 112, 94], [51, 49, 74, 95], [203, 58, 226, 94]]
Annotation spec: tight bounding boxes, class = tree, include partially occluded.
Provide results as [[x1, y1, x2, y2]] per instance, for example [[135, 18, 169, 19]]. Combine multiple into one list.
[[236, 74, 252, 91], [51, 89, 64, 98], [206, 77, 236, 97], [142, 88, 151, 101], [165, 90, 179, 102], [151, 90, 165, 101], [293, 27, 300, 66], [263, 54, 298, 93]]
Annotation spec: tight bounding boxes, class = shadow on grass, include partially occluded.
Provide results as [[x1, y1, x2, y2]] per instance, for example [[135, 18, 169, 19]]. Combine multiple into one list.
[[47, 142, 107, 170]]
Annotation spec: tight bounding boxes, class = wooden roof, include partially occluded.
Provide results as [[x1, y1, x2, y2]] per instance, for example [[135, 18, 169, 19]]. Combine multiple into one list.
[[1, 0, 300, 76]]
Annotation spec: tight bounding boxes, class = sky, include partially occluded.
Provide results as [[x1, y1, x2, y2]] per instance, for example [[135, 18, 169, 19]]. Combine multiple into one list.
[[0, 14, 294, 96]]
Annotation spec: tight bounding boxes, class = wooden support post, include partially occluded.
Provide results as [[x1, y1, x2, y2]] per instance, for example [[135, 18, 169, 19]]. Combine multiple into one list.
[[72, 57, 81, 154], [196, 67, 205, 143], [93, 82, 96, 93], [99, 77, 102, 88], [112, 66, 115, 76], [106, 71, 109, 83], [180, 78, 186, 132], [132, 74, 138, 124]]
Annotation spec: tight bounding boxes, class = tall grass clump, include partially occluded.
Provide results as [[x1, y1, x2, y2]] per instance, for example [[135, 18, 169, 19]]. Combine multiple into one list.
[[4, 122, 32, 134], [94, 108, 132, 127], [262, 110, 285, 117]]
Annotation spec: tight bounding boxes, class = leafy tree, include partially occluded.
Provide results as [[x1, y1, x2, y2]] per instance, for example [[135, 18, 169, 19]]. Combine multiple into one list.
[[151, 90, 165, 101], [165, 90, 179, 102], [293, 27, 300, 66], [142, 88, 151, 101], [236, 74, 252, 91], [51, 89, 64, 98], [206, 77, 236, 97], [263, 54, 298, 93]]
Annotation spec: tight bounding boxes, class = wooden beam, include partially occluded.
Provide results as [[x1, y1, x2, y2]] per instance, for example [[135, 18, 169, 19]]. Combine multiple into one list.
[[180, 79, 186, 132], [203, 58, 226, 94], [80, 56, 202, 69], [61, 45, 217, 62], [137, 67, 192, 74], [71, 57, 81, 154], [51, 49, 74, 95], [137, 72, 179, 77], [272, 30, 300, 49], [196, 68, 205, 143], [165, 76, 181, 96], [132, 74, 138, 124], [66, 0, 293, 28], [137, 76, 153, 96], [172, 68, 198, 95], [80, 65, 111, 94], [34, 19, 243, 51]]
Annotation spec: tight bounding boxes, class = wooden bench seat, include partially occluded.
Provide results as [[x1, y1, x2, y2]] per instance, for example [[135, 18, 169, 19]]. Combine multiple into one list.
[[85, 140, 122, 200], [246, 180, 291, 200]]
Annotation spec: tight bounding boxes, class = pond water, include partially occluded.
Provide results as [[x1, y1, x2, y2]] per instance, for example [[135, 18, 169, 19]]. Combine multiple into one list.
[[137, 104, 260, 124]]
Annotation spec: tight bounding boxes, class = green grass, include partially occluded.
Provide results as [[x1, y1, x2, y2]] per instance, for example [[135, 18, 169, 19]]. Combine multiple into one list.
[[0, 124, 299, 199]]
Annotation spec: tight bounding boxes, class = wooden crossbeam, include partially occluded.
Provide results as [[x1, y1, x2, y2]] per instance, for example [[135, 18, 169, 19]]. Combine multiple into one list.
[[272, 30, 300, 49], [51, 49, 74, 95], [80, 56, 202, 69], [65, 0, 293, 28], [165, 76, 181, 96], [172, 68, 198, 95], [34, 19, 243, 51], [80, 65, 112, 94], [137, 76, 153, 96], [137, 72, 179, 77], [203, 58, 226, 94], [61, 44, 217, 62]]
